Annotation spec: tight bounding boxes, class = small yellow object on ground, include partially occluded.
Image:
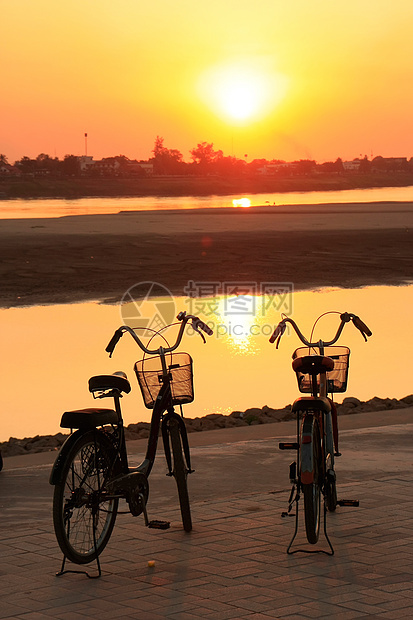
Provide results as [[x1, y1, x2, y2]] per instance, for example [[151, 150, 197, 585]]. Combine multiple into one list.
[[148, 560, 155, 568]]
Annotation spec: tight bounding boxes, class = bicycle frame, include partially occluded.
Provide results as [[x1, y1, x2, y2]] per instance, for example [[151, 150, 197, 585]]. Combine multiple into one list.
[[50, 311, 212, 576], [273, 311, 371, 554]]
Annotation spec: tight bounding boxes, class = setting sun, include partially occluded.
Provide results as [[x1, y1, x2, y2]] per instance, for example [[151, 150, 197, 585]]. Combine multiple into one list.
[[2, 2, 413, 162], [198, 60, 288, 124]]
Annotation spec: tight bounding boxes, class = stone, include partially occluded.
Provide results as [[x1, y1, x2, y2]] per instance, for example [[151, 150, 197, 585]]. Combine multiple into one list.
[[342, 397, 361, 407]]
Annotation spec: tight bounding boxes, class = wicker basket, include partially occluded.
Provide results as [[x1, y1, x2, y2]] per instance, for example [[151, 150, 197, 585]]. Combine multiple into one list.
[[134, 352, 194, 409], [293, 346, 350, 394]]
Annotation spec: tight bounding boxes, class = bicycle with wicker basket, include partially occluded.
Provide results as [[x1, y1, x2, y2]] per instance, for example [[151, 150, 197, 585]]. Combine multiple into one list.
[[49, 311, 212, 577], [270, 311, 372, 554]]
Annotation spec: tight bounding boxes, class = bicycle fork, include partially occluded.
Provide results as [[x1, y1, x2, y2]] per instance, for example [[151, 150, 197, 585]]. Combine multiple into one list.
[[162, 409, 194, 477]]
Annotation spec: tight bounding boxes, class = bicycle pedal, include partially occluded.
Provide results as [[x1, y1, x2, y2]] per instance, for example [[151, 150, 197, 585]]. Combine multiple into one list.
[[337, 499, 359, 507], [281, 511, 296, 518], [148, 520, 171, 529], [279, 442, 299, 450]]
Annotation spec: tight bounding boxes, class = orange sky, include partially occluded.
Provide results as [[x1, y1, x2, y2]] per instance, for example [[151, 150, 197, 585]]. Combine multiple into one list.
[[2, 1, 413, 163]]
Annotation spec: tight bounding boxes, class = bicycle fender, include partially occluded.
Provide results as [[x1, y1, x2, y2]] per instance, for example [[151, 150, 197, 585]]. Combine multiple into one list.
[[49, 429, 85, 485], [300, 441, 315, 484], [300, 420, 315, 484]]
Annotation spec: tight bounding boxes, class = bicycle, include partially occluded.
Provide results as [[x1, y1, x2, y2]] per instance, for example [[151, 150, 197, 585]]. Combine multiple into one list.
[[49, 311, 212, 577], [270, 311, 372, 554]]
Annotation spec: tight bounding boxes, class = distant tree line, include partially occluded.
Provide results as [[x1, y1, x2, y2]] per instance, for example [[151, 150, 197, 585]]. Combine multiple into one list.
[[1, 139, 413, 178]]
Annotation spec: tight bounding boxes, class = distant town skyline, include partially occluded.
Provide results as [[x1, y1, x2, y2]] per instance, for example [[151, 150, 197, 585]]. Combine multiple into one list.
[[2, 2, 413, 164]]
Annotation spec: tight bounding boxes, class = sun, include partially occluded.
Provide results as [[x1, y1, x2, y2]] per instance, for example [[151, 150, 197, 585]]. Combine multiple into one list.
[[198, 60, 288, 124]]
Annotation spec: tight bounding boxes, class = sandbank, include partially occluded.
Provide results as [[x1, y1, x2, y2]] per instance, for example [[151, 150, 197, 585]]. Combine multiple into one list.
[[1, 201, 413, 308]]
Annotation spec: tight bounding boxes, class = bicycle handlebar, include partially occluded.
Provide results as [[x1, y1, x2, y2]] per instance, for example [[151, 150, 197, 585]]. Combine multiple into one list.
[[269, 312, 372, 349], [106, 328, 124, 356], [106, 311, 213, 357]]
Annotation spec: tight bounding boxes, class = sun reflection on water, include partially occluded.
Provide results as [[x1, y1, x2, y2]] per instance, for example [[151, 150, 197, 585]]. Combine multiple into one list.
[[232, 197, 251, 208], [209, 296, 269, 355]]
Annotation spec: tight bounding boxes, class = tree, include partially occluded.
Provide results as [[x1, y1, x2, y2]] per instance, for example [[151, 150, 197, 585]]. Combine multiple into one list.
[[0, 154, 8, 165], [15, 156, 37, 173], [152, 136, 185, 174], [190, 142, 223, 167], [61, 155, 81, 177], [36, 153, 60, 174]]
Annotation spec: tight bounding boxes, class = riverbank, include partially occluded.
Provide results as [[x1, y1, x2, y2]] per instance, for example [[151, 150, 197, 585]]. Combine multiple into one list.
[[1, 394, 412, 459], [1, 202, 413, 308], [2, 172, 413, 199]]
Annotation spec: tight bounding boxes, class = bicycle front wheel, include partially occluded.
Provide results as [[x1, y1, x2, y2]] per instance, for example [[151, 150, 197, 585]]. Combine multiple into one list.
[[324, 413, 337, 512], [301, 415, 322, 544], [168, 418, 192, 532], [53, 430, 119, 564]]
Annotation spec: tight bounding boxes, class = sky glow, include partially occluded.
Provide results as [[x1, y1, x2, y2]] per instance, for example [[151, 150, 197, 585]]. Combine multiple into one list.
[[2, 1, 413, 163]]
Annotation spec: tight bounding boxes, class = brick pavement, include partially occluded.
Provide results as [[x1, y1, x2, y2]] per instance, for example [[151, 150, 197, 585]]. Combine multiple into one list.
[[0, 420, 412, 619]]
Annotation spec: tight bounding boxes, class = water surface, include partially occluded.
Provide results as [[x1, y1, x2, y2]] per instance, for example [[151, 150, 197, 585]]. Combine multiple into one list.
[[1, 285, 411, 442], [1, 185, 413, 219]]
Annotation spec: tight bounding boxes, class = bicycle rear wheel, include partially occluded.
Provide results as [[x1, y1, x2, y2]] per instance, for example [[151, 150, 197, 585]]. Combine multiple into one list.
[[168, 418, 192, 532], [301, 415, 322, 544], [53, 430, 119, 564]]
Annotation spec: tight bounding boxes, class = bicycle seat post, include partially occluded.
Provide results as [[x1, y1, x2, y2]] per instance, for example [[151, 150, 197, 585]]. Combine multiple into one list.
[[111, 389, 128, 472]]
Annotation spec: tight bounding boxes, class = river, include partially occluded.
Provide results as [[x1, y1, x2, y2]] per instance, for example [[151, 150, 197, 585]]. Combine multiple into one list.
[[1, 285, 411, 442], [1, 185, 413, 219]]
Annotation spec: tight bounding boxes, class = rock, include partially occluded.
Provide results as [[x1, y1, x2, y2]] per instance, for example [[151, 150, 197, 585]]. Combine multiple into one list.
[[337, 405, 358, 415], [1, 393, 411, 460], [363, 397, 387, 411], [382, 397, 408, 409], [203, 413, 228, 428], [342, 397, 361, 408]]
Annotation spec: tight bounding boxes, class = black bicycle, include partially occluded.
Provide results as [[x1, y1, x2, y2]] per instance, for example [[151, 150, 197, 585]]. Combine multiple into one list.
[[49, 311, 212, 576]]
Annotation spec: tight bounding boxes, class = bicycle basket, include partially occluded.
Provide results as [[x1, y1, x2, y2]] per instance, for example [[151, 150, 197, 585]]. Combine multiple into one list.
[[134, 352, 194, 409], [292, 346, 350, 394]]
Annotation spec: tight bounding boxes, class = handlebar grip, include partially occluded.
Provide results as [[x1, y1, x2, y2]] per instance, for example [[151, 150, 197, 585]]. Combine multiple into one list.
[[269, 322, 286, 344], [197, 320, 213, 336], [352, 315, 372, 337], [105, 328, 123, 356]]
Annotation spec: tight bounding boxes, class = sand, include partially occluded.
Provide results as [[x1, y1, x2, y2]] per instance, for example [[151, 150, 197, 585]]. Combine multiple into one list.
[[1, 201, 413, 307]]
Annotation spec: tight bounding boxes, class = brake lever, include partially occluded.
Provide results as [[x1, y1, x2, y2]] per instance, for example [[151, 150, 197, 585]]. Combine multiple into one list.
[[191, 325, 206, 343]]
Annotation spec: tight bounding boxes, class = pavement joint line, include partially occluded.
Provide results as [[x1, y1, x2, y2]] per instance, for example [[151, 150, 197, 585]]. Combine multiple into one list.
[[1, 423, 413, 617]]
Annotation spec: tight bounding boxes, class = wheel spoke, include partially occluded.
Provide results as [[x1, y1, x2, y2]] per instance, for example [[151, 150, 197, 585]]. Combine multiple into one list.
[[53, 431, 119, 564]]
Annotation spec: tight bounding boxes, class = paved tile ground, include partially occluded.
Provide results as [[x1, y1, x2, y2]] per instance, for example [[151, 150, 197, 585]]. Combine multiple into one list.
[[0, 417, 412, 619]]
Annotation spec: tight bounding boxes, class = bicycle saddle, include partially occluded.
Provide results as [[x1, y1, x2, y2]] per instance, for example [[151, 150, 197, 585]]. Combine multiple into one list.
[[88, 372, 131, 394], [292, 355, 334, 375]]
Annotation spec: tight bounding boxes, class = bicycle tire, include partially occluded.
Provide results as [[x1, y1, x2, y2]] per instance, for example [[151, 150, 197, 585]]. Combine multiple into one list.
[[0, 450, 3, 472], [168, 418, 192, 532], [325, 466, 337, 513], [301, 415, 321, 544], [324, 414, 337, 512], [52, 430, 119, 564]]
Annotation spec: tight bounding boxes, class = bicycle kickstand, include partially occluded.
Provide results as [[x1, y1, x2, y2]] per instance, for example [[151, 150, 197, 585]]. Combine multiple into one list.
[[56, 517, 102, 579], [283, 487, 334, 556]]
